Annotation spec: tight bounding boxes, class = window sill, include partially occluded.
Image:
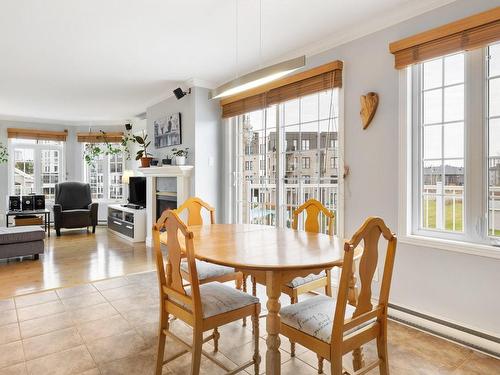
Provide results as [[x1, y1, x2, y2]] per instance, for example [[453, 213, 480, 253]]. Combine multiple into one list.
[[399, 234, 500, 260]]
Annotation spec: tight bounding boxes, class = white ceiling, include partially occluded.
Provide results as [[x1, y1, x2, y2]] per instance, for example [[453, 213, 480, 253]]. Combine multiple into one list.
[[0, 0, 455, 124]]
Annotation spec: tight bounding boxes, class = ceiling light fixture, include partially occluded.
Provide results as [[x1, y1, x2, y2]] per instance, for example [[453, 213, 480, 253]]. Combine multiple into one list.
[[209, 0, 305, 100]]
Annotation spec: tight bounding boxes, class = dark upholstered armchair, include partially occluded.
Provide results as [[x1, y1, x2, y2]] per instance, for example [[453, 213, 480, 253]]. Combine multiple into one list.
[[53, 182, 98, 236]]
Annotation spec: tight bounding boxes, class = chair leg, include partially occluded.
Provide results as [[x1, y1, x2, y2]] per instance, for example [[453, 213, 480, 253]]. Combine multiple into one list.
[[290, 295, 297, 357], [376, 319, 390, 375], [252, 310, 261, 375], [191, 329, 203, 375], [242, 276, 248, 327], [213, 327, 220, 352], [325, 270, 333, 297], [331, 353, 343, 375], [92, 225, 96, 234], [56, 229, 61, 236], [317, 354, 324, 374], [352, 347, 364, 371], [251, 276, 257, 296], [156, 310, 168, 375]]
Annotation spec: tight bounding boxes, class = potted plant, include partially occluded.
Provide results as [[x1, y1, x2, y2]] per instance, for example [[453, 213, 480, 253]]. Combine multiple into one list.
[[134, 131, 153, 167], [162, 152, 173, 165], [171, 147, 189, 165], [0, 142, 8, 164]]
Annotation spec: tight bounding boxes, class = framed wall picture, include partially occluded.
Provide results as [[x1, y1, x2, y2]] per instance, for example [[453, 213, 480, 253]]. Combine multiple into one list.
[[154, 113, 182, 148]]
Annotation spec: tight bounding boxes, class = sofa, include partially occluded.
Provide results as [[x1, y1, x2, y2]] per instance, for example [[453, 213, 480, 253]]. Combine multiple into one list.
[[53, 182, 98, 236], [0, 226, 45, 260]]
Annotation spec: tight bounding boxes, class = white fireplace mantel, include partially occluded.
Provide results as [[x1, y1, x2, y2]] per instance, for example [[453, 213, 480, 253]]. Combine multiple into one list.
[[138, 165, 194, 246]]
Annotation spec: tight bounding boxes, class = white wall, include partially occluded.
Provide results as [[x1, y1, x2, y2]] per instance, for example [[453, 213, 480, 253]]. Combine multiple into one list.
[[289, 0, 500, 336]]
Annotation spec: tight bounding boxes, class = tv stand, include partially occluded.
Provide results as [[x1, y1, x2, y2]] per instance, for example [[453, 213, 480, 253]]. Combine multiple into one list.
[[108, 204, 146, 242]]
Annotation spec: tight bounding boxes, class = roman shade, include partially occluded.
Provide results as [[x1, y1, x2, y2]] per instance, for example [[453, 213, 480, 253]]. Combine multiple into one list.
[[7, 128, 68, 141], [76, 132, 123, 143], [221, 60, 343, 118], [390, 6, 500, 69]]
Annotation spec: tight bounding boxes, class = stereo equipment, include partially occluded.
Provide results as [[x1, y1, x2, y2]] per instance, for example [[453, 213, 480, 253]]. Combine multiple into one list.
[[34, 195, 45, 210], [22, 196, 34, 211], [8, 196, 21, 211]]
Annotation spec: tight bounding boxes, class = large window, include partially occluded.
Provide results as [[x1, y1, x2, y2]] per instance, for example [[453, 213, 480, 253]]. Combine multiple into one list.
[[409, 43, 500, 245], [83, 143, 124, 201], [233, 89, 341, 234], [10, 139, 64, 200]]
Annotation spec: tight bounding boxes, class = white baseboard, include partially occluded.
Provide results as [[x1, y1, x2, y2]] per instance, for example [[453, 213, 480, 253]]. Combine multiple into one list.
[[388, 303, 500, 358]]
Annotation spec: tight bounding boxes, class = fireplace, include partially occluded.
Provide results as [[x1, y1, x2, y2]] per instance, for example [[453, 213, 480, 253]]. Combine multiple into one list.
[[156, 195, 177, 220]]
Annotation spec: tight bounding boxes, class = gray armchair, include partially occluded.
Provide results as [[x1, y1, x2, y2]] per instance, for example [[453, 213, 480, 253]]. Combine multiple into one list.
[[53, 182, 98, 236]]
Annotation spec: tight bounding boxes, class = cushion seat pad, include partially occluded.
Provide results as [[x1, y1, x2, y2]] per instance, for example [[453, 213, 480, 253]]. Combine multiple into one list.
[[180, 259, 237, 280], [286, 271, 327, 288]]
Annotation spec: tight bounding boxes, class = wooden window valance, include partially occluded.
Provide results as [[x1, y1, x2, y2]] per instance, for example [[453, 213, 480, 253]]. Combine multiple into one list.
[[221, 60, 343, 118], [77, 132, 124, 143], [7, 128, 68, 141], [389, 6, 500, 69]]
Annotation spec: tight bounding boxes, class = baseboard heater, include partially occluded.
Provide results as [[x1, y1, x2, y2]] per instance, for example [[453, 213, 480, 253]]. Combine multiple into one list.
[[388, 303, 500, 359]]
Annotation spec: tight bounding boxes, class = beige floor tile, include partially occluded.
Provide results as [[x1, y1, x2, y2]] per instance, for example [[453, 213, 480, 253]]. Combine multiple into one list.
[[60, 292, 106, 310], [55, 284, 97, 299], [14, 291, 58, 309], [19, 312, 74, 339], [0, 362, 28, 375], [120, 306, 158, 326], [77, 315, 132, 342], [0, 341, 24, 369], [453, 351, 500, 374], [17, 301, 65, 322], [110, 294, 157, 314], [223, 337, 290, 368], [167, 354, 228, 375], [25, 345, 96, 375], [85, 330, 148, 364], [79, 369, 100, 375], [0, 298, 15, 312], [93, 277, 130, 291], [0, 309, 18, 327], [99, 351, 157, 375], [69, 302, 118, 324], [280, 358, 318, 375], [99, 284, 149, 302], [22, 327, 82, 361], [0, 323, 21, 345], [125, 271, 157, 286]]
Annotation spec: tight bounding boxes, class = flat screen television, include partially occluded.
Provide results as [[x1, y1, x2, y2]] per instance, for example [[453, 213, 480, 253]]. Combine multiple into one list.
[[128, 177, 146, 207]]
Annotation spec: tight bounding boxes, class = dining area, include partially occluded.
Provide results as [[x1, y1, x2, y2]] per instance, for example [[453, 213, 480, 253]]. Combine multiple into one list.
[[152, 197, 397, 375]]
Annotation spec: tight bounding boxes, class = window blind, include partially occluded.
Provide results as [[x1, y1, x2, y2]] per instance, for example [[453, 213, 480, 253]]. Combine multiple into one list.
[[7, 128, 68, 141], [389, 6, 500, 69], [76, 132, 124, 143], [221, 60, 343, 118]]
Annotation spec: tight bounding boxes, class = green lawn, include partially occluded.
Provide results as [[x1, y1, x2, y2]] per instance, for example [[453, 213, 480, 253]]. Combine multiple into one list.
[[423, 199, 500, 236]]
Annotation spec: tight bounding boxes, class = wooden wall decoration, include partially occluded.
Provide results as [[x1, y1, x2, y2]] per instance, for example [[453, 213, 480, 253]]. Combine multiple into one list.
[[360, 92, 379, 130]]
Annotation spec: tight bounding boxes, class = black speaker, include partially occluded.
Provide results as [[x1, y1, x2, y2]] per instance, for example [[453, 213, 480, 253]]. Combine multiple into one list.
[[22, 196, 34, 211], [34, 195, 45, 210], [8, 196, 21, 211]]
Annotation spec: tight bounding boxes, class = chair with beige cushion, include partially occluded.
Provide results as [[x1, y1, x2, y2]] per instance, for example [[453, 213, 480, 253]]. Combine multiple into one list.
[[279, 217, 397, 375], [250, 198, 335, 354], [153, 209, 261, 375], [160, 197, 244, 288]]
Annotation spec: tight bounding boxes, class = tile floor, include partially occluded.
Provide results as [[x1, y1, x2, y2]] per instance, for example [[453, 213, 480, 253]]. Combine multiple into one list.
[[0, 271, 499, 375]]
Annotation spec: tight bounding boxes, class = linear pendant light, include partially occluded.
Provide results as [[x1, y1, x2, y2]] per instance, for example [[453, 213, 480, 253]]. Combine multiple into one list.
[[210, 0, 305, 100], [209, 55, 305, 99]]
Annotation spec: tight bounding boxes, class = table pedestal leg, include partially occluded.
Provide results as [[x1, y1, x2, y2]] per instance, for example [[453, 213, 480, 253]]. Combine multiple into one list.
[[266, 271, 281, 375]]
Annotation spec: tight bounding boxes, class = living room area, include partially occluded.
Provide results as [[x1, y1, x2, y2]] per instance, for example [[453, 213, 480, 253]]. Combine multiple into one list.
[[1, 1, 500, 375]]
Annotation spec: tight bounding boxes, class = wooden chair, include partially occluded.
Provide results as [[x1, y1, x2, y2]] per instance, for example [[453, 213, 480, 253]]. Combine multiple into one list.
[[249, 198, 334, 355], [279, 217, 397, 375], [153, 209, 261, 375], [161, 197, 244, 289]]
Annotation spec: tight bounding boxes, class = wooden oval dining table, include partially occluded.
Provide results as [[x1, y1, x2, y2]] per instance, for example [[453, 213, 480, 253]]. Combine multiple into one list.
[[186, 223, 363, 375]]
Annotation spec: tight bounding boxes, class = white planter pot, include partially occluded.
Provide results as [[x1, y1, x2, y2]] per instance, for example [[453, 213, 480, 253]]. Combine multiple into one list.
[[175, 156, 186, 165]]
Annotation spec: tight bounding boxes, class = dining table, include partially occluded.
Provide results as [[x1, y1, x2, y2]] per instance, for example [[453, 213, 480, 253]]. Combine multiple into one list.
[[187, 223, 363, 375]]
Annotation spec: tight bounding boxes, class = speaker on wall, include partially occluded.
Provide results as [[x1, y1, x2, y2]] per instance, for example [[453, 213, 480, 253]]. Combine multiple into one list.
[[34, 195, 45, 210], [22, 196, 34, 211], [8, 196, 21, 211]]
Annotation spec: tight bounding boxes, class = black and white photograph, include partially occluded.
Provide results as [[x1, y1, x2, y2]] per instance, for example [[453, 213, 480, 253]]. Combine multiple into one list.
[[154, 113, 182, 148]]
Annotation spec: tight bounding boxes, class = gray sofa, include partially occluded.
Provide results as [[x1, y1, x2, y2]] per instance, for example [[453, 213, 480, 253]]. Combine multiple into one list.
[[53, 182, 98, 236], [0, 226, 45, 260]]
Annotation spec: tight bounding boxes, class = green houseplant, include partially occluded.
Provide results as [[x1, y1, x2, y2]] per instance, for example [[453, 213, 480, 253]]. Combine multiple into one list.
[[171, 147, 189, 165], [135, 131, 153, 167]]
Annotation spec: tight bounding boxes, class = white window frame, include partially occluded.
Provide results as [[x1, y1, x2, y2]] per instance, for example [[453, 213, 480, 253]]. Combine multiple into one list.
[[8, 140, 66, 201], [399, 47, 500, 259], [82, 143, 125, 202]]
